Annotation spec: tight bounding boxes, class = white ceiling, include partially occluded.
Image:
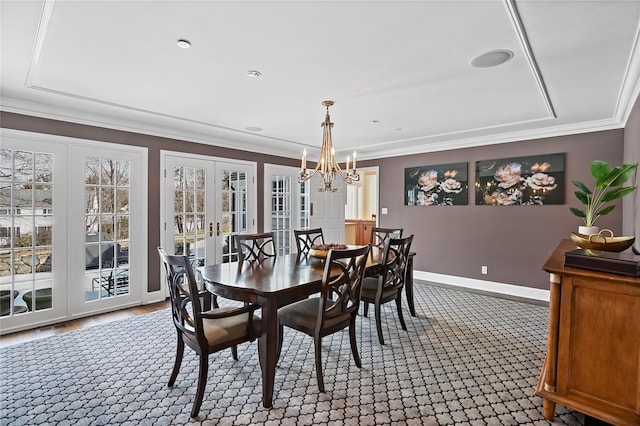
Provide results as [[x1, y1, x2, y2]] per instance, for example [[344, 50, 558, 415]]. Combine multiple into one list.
[[2, 1, 639, 161]]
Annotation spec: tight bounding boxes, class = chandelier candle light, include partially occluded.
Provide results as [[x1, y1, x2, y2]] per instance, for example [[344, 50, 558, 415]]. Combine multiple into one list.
[[298, 100, 360, 191]]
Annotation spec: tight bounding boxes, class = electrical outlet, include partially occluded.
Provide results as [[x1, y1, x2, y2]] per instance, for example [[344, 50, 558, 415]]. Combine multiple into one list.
[[481, 266, 488, 275]]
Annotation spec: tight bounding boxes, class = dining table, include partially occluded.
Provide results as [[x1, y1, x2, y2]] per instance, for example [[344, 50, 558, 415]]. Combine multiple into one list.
[[199, 246, 416, 408]]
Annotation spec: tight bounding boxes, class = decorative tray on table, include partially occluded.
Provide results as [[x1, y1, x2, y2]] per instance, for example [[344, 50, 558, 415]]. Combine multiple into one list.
[[309, 243, 348, 259]]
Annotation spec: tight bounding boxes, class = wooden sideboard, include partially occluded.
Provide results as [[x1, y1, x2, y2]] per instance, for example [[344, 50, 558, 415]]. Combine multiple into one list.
[[536, 240, 640, 426], [345, 220, 376, 245]]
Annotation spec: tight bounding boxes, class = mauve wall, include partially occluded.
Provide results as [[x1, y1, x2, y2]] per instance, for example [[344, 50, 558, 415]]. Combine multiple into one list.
[[1, 112, 300, 292], [1, 112, 630, 292], [362, 130, 625, 290]]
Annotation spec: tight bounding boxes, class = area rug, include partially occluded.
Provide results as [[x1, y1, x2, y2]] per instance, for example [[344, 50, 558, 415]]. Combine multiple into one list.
[[0, 282, 584, 425]]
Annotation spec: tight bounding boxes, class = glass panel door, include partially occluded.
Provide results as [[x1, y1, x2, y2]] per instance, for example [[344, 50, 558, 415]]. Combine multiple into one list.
[[162, 155, 255, 268], [164, 156, 214, 280], [68, 143, 146, 318], [271, 175, 292, 255], [0, 149, 55, 315], [263, 164, 309, 255], [217, 164, 253, 264], [0, 133, 68, 333]]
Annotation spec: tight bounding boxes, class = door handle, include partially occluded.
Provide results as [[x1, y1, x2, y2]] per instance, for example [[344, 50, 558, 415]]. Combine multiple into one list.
[[209, 223, 214, 237], [216, 222, 221, 236], [310, 202, 313, 216]]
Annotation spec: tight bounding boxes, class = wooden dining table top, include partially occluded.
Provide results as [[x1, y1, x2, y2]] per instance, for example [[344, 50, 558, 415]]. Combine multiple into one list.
[[199, 246, 385, 300]]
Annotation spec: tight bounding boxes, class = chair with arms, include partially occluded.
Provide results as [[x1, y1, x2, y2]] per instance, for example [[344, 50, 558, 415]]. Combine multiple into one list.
[[360, 235, 413, 345], [277, 244, 371, 392], [293, 228, 325, 255], [235, 232, 276, 264], [157, 247, 261, 417]]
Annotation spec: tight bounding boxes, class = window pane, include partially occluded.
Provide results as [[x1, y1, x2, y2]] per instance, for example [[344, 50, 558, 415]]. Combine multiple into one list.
[[0, 149, 12, 181], [116, 161, 130, 186], [13, 151, 33, 183], [34, 153, 53, 183], [34, 184, 52, 210], [101, 188, 115, 213], [85, 157, 100, 184], [101, 159, 116, 186], [116, 215, 129, 241]]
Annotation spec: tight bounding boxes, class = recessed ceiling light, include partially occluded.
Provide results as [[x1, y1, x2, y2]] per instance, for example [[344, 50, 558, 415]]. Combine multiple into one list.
[[471, 50, 513, 68], [176, 39, 191, 49], [370, 120, 379, 124], [246, 70, 262, 78], [244, 126, 262, 132]]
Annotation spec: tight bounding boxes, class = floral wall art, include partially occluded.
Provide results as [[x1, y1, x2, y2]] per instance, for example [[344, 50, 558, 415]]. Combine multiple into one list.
[[475, 153, 565, 206], [405, 162, 468, 206]]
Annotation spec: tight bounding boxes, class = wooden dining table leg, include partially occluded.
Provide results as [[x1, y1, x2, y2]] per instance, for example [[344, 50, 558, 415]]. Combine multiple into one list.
[[257, 297, 279, 408], [405, 253, 417, 317]]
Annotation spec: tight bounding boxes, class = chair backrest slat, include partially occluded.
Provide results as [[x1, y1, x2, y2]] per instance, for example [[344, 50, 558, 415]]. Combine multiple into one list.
[[380, 235, 413, 291], [235, 232, 276, 263], [370, 227, 403, 250], [319, 245, 371, 327], [294, 228, 325, 255]]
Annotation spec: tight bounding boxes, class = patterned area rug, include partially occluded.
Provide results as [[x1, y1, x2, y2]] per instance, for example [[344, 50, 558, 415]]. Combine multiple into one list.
[[0, 282, 584, 425]]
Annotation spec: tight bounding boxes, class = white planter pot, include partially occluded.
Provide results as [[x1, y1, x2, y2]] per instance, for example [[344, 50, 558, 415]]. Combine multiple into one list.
[[578, 225, 599, 236]]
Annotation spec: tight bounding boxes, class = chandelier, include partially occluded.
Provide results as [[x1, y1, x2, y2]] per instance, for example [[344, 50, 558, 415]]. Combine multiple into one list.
[[298, 100, 360, 191]]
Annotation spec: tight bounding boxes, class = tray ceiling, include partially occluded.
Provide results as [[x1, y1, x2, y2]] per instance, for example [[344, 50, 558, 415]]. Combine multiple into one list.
[[1, 1, 639, 160]]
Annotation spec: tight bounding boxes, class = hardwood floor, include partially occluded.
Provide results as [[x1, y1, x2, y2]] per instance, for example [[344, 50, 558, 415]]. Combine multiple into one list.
[[0, 299, 170, 348]]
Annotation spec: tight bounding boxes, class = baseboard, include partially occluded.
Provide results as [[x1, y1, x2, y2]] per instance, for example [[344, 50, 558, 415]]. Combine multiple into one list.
[[414, 270, 550, 302]]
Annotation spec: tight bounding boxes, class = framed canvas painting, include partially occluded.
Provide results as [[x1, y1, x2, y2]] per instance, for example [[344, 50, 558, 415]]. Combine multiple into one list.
[[475, 153, 565, 206], [405, 162, 468, 206]]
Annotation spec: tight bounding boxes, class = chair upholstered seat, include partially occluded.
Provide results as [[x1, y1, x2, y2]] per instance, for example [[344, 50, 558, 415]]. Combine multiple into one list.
[[361, 277, 399, 301], [195, 308, 262, 349], [278, 298, 348, 332]]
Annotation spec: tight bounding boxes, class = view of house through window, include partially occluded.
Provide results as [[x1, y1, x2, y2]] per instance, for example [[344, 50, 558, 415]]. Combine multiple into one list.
[[0, 149, 54, 316]]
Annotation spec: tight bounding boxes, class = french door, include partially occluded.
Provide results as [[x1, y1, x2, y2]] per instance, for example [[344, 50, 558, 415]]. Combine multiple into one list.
[[68, 144, 147, 317], [162, 152, 256, 274], [263, 164, 309, 254], [1, 130, 147, 333], [0, 136, 67, 331]]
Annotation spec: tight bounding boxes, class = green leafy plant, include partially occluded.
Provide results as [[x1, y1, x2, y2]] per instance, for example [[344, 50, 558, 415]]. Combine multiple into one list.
[[570, 160, 638, 227]]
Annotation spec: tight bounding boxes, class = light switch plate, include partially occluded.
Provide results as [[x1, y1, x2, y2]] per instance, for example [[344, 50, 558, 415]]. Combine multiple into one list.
[[381, 207, 388, 214]]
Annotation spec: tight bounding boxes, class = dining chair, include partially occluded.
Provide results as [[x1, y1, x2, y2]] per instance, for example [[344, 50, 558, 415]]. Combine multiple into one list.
[[370, 226, 403, 250], [360, 235, 413, 345], [235, 232, 276, 263], [293, 227, 325, 255], [277, 244, 371, 392], [157, 247, 261, 417], [362, 226, 404, 313]]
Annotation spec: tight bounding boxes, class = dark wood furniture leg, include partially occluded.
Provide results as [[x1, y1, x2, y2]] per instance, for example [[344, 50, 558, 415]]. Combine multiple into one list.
[[257, 297, 279, 408], [404, 253, 416, 317]]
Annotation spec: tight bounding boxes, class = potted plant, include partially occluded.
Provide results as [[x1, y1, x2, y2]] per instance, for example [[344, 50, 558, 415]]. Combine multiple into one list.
[[570, 160, 637, 235]]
